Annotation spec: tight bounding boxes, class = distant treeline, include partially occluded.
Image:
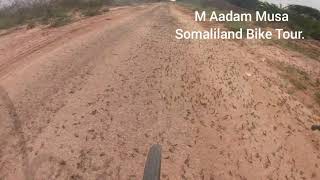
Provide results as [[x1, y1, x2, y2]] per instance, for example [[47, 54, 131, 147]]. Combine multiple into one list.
[[0, 0, 113, 29], [257, 2, 320, 40]]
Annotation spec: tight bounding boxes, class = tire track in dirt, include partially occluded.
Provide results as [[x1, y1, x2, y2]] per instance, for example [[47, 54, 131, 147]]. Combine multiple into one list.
[[1, 3, 161, 142], [0, 87, 30, 179], [0, 86, 81, 179], [0, 5, 154, 79], [0, 4, 161, 180]]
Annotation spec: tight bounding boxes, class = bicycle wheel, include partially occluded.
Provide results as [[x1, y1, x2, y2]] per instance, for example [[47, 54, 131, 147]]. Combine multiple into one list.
[[143, 144, 162, 180]]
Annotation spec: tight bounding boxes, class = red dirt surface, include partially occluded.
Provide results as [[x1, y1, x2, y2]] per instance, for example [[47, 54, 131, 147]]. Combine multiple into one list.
[[0, 2, 319, 180]]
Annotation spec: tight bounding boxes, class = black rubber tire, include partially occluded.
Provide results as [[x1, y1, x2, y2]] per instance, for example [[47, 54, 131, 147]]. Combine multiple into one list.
[[143, 144, 162, 180]]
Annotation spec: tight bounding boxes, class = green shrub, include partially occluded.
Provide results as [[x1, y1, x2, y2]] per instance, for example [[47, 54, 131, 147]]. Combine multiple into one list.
[[257, 1, 284, 13], [82, 8, 101, 17], [50, 16, 71, 27], [0, 17, 14, 29], [288, 13, 320, 40], [226, 21, 248, 32], [287, 5, 320, 21], [26, 21, 36, 29], [226, 0, 258, 10], [0, 0, 112, 29]]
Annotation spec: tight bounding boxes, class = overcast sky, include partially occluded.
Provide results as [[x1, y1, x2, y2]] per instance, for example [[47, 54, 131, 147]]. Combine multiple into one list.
[[0, 0, 320, 9]]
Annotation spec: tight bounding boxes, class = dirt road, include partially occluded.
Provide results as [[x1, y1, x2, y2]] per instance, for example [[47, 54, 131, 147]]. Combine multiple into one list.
[[0, 2, 319, 180]]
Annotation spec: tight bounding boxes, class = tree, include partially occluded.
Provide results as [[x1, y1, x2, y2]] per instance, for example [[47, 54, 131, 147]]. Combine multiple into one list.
[[226, 0, 258, 10]]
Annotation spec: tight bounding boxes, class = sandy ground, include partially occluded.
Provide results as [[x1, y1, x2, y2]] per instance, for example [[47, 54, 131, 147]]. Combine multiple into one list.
[[0, 2, 320, 180]]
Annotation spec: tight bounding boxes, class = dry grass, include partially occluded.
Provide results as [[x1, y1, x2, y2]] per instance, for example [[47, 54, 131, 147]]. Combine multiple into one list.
[[271, 61, 311, 89], [268, 40, 320, 61], [268, 60, 320, 109]]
